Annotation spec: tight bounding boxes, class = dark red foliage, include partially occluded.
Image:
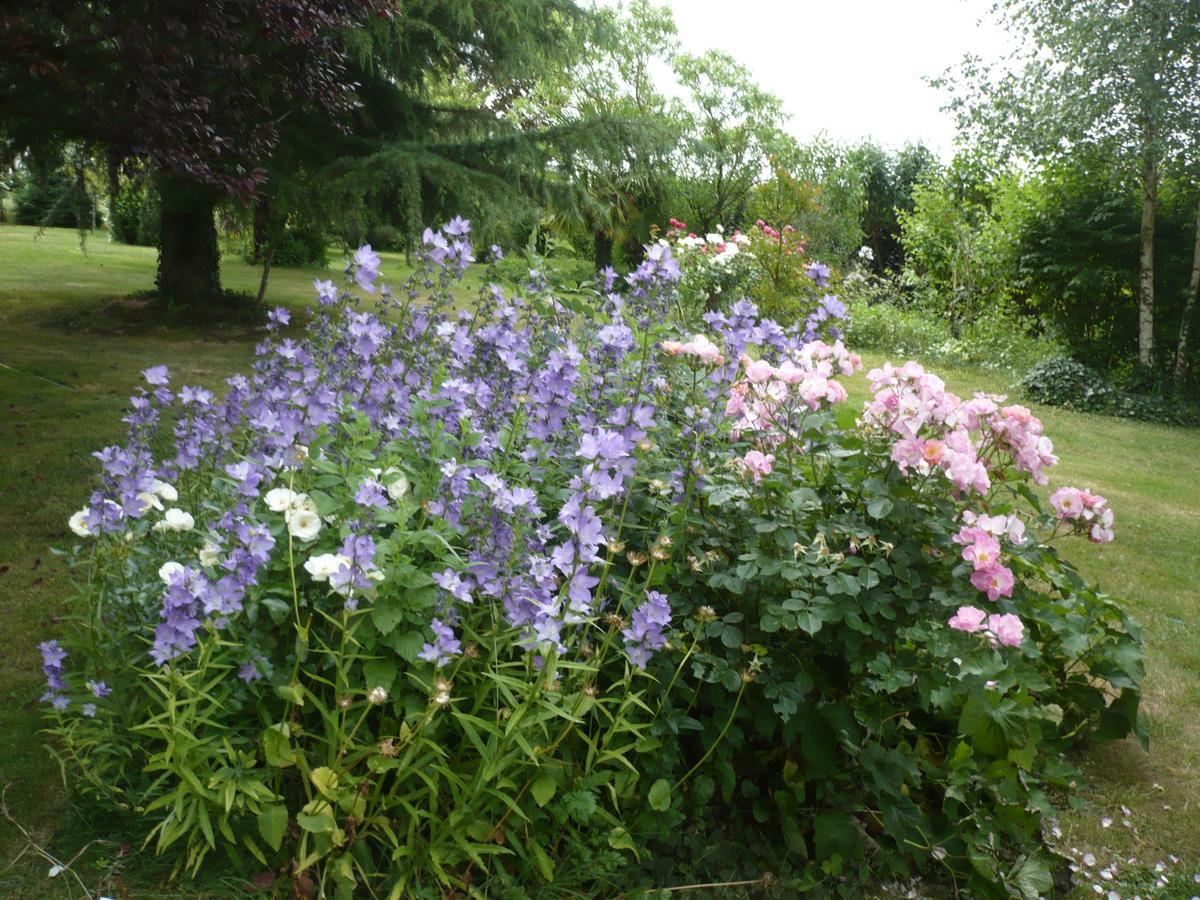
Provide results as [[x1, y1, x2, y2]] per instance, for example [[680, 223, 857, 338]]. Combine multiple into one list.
[[0, 1, 389, 197]]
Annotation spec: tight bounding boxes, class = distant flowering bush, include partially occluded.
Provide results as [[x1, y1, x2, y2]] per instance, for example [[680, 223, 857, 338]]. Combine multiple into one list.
[[43, 219, 1142, 896], [662, 217, 848, 341]]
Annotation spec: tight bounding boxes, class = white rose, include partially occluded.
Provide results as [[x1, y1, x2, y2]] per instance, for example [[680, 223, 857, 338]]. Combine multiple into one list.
[[158, 561, 185, 583], [303, 553, 350, 582], [265, 487, 307, 512], [153, 508, 195, 533], [68, 509, 92, 538], [198, 541, 221, 567], [386, 473, 410, 501], [151, 479, 178, 502], [287, 508, 322, 541], [137, 491, 164, 514]]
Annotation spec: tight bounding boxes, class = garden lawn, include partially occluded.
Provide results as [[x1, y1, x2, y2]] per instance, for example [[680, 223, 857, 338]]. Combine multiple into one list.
[[0, 225, 1196, 896]]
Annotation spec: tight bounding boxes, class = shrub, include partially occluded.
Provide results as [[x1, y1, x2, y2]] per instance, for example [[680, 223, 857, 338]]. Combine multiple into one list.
[[1021, 357, 1117, 413], [42, 223, 1141, 896], [662, 217, 847, 340], [1023, 357, 1200, 426], [111, 179, 159, 247], [842, 272, 1061, 376], [13, 167, 96, 229], [271, 226, 329, 268]]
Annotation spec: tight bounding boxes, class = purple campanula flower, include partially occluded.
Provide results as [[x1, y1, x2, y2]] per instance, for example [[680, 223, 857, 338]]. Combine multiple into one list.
[[355, 478, 389, 509], [142, 365, 170, 386], [418, 617, 461, 667], [353, 245, 382, 293], [622, 591, 672, 669]]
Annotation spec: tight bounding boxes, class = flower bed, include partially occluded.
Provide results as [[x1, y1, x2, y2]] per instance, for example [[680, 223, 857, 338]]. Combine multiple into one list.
[[42, 221, 1142, 896]]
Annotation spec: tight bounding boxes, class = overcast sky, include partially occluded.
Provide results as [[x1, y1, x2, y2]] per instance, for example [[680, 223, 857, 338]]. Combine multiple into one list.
[[651, 0, 1014, 159]]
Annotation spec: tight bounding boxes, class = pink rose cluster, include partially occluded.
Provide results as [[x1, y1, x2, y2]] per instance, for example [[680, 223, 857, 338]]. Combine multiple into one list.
[[1049, 487, 1114, 543], [726, 340, 863, 440], [735, 449, 775, 482], [948, 606, 1024, 648], [661, 333, 726, 366], [953, 511, 1025, 602], [865, 362, 1058, 495]]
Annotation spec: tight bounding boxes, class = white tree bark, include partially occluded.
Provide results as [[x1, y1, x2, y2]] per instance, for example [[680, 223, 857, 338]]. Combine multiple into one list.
[[1138, 157, 1158, 367]]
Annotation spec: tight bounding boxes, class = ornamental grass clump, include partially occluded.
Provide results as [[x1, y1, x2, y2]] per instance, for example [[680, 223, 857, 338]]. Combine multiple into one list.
[[44, 221, 1142, 897]]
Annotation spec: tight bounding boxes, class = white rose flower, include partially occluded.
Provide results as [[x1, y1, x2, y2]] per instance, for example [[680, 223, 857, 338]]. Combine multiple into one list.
[[137, 491, 165, 513], [303, 553, 350, 582], [287, 508, 322, 542], [158, 561, 185, 583], [68, 509, 92, 538], [153, 508, 195, 533], [150, 479, 179, 502], [265, 487, 307, 512], [198, 541, 221, 567], [386, 473, 410, 501]]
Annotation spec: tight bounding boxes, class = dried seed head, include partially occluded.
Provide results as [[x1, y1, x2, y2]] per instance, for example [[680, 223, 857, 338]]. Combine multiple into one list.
[[464, 642, 479, 659], [581, 684, 597, 697], [608, 540, 626, 554], [626, 550, 648, 567], [434, 678, 452, 694], [636, 438, 654, 452], [650, 545, 671, 561], [367, 686, 388, 705], [434, 690, 451, 706], [378, 739, 397, 758], [338, 695, 353, 710], [604, 612, 625, 628], [697, 605, 717, 622]]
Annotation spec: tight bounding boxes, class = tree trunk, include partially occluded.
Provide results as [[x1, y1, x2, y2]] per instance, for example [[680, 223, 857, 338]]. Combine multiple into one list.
[[156, 173, 222, 310], [255, 220, 286, 306], [593, 230, 614, 271], [1137, 157, 1158, 367], [251, 195, 272, 265], [1173, 194, 1200, 383]]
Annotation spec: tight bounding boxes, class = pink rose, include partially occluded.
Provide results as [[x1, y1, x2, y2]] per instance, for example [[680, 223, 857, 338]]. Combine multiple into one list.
[[745, 359, 775, 383], [948, 605, 988, 633], [970, 564, 1014, 601], [737, 450, 775, 483], [1050, 487, 1084, 519], [962, 535, 1001, 570], [987, 613, 1024, 647]]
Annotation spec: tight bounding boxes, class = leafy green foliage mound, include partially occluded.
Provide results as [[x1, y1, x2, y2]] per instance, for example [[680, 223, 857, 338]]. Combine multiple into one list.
[[40, 230, 1143, 896], [1023, 357, 1200, 426]]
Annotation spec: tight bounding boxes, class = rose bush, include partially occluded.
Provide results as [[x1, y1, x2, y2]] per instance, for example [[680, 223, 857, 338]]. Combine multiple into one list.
[[42, 220, 1142, 897]]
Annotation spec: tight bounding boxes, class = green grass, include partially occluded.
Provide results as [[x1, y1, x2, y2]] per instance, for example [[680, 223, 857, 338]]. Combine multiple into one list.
[[0, 225, 1197, 896]]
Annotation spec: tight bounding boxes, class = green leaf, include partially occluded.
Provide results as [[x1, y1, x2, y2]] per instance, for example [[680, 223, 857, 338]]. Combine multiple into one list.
[[648, 778, 671, 812], [607, 826, 639, 858], [257, 804, 288, 852], [867, 497, 894, 519], [814, 811, 862, 862], [531, 773, 557, 808], [385, 629, 425, 663], [311, 767, 340, 799], [371, 594, 404, 635], [263, 724, 296, 768], [1010, 855, 1053, 899], [363, 658, 397, 693], [296, 801, 336, 834], [275, 684, 304, 706], [529, 840, 555, 882]]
